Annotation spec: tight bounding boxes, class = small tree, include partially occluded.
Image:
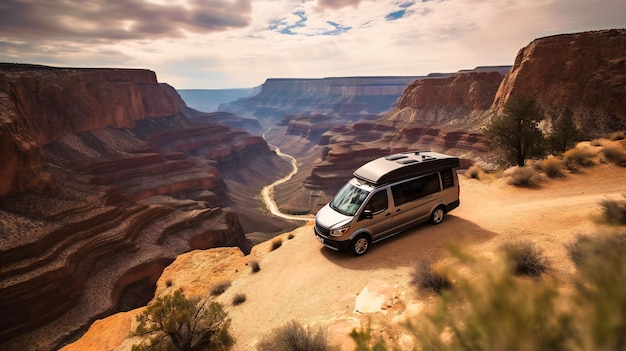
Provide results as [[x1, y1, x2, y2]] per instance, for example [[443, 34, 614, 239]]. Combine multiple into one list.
[[132, 288, 234, 351], [484, 95, 545, 166], [548, 108, 583, 153]]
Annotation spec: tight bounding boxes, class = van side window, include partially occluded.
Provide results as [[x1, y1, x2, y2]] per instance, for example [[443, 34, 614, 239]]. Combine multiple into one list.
[[440, 169, 454, 189], [391, 173, 441, 206], [366, 189, 388, 214]]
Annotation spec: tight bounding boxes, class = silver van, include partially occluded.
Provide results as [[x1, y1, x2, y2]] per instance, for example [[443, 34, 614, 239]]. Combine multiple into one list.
[[314, 151, 460, 255]]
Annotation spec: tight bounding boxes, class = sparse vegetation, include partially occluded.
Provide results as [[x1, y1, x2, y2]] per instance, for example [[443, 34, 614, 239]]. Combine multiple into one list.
[[466, 165, 483, 179], [563, 147, 595, 171], [503, 166, 545, 186], [598, 196, 626, 225], [210, 281, 232, 296], [288, 233, 295, 240], [131, 288, 234, 351], [600, 145, 626, 166], [536, 157, 565, 178], [256, 320, 332, 351], [548, 108, 583, 152], [270, 238, 283, 251], [410, 260, 451, 294], [232, 293, 247, 306], [249, 260, 261, 273], [483, 95, 546, 166], [165, 279, 173, 287], [500, 241, 549, 277], [354, 232, 626, 351]]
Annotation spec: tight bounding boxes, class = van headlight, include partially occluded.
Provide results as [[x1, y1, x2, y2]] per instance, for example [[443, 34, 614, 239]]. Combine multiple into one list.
[[330, 226, 349, 237]]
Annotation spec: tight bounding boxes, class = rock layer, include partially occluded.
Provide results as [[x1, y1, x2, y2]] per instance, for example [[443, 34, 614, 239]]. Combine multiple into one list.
[[0, 64, 293, 350]]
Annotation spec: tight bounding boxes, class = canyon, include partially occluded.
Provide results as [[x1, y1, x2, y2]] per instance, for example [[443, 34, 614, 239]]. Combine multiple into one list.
[[0, 64, 297, 350], [1, 28, 625, 351]]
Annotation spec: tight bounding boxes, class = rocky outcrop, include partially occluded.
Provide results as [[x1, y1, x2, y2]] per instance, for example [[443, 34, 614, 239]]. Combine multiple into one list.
[[0, 64, 295, 351], [493, 29, 626, 136]]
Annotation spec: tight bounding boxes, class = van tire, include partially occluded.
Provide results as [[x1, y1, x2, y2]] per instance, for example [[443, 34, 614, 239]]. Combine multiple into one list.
[[430, 206, 445, 224], [351, 235, 370, 256]]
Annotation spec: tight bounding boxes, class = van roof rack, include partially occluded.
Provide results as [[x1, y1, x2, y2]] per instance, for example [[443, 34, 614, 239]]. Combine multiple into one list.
[[354, 151, 460, 185]]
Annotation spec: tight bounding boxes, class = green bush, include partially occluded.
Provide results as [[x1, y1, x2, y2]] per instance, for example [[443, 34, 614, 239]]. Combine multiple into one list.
[[500, 241, 549, 277], [132, 288, 234, 351], [503, 166, 545, 186], [410, 260, 451, 294], [600, 146, 626, 166], [257, 320, 332, 351], [563, 148, 595, 171]]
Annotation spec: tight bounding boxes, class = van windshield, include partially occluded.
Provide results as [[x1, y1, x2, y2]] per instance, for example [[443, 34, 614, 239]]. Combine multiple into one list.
[[330, 182, 370, 216]]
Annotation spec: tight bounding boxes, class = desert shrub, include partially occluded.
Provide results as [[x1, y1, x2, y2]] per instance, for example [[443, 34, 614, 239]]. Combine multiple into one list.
[[410, 260, 451, 294], [165, 279, 173, 287], [249, 260, 261, 273], [466, 165, 483, 179], [288, 233, 295, 240], [210, 281, 232, 296], [270, 238, 283, 251], [256, 320, 332, 351], [600, 146, 626, 166], [537, 157, 565, 178], [610, 131, 626, 141], [598, 196, 626, 225], [132, 288, 234, 351], [503, 166, 545, 186], [563, 147, 595, 171], [500, 241, 549, 277], [232, 293, 247, 306], [565, 233, 626, 350]]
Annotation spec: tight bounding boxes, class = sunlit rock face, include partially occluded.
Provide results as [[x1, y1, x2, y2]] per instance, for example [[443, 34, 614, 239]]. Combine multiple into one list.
[[0, 64, 293, 351], [493, 29, 626, 136]]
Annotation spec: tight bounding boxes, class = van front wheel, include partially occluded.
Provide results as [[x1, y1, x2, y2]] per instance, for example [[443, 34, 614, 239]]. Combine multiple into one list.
[[351, 235, 370, 256], [430, 207, 445, 224]]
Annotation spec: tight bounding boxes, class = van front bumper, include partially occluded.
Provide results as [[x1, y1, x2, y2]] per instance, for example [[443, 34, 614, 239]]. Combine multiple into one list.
[[314, 225, 351, 252]]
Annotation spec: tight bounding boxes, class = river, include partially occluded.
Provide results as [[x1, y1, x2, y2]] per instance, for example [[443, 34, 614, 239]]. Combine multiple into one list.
[[261, 130, 315, 222]]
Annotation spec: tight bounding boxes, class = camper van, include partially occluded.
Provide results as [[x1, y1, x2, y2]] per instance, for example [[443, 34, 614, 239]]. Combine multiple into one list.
[[314, 151, 460, 255]]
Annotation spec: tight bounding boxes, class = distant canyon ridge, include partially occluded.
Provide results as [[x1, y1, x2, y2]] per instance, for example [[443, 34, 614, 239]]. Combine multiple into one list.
[[0, 28, 625, 351]]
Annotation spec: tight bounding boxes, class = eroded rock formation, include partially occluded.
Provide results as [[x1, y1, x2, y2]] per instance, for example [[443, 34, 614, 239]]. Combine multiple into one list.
[[0, 64, 295, 351], [493, 29, 626, 135]]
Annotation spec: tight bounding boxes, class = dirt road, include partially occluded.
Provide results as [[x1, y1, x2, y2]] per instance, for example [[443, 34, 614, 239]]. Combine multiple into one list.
[[219, 163, 626, 350]]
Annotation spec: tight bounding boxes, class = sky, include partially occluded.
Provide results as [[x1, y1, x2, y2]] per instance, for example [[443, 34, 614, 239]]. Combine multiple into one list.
[[1, 0, 625, 89]]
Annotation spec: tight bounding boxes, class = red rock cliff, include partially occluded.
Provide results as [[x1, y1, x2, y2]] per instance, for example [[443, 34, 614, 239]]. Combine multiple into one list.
[[0, 64, 184, 196], [493, 29, 626, 135]]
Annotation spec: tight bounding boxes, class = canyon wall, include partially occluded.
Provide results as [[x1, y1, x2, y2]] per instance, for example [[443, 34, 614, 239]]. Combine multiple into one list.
[[493, 29, 626, 135], [218, 76, 423, 127], [0, 64, 294, 351]]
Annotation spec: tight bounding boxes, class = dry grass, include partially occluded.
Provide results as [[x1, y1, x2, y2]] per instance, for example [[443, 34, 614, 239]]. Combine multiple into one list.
[[598, 196, 626, 225], [563, 147, 595, 171], [249, 260, 261, 273], [232, 293, 247, 306], [503, 166, 546, 187], [257, 321, 332, 351], [500, 241, 549, 278], [210, 281, 232, 296], [270, 238, 283, 251], [536, 157, 566, 178], [410, 260, 451, 294], [600, 146, 626, 166]]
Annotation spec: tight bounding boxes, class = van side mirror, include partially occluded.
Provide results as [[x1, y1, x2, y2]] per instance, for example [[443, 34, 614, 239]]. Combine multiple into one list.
[[360, 209, 373, 220]]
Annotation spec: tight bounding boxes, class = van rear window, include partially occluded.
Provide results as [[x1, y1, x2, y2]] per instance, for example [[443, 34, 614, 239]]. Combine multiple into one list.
[[441, 169, 454, 189]]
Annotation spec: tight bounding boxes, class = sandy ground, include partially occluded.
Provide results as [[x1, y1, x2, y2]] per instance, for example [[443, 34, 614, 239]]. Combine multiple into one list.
[[60, 159, 625, 351], [214, 162, 626, 350]]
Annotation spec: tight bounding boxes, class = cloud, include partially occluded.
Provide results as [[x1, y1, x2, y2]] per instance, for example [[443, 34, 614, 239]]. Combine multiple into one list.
[[314, 0, 361, 11], [0, 0, 252, 42]]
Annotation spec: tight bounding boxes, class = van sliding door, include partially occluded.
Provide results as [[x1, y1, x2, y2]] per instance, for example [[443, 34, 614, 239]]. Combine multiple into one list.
[[390, 173, 441, 230]]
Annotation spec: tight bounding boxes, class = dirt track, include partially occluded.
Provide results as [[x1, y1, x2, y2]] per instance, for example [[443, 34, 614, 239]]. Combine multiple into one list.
[[218, 162, 626, 350]]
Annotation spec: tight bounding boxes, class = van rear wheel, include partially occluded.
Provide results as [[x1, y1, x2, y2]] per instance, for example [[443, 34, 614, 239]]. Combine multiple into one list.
[[351, 235, 370, 256], [430, 206, 445, 224]]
